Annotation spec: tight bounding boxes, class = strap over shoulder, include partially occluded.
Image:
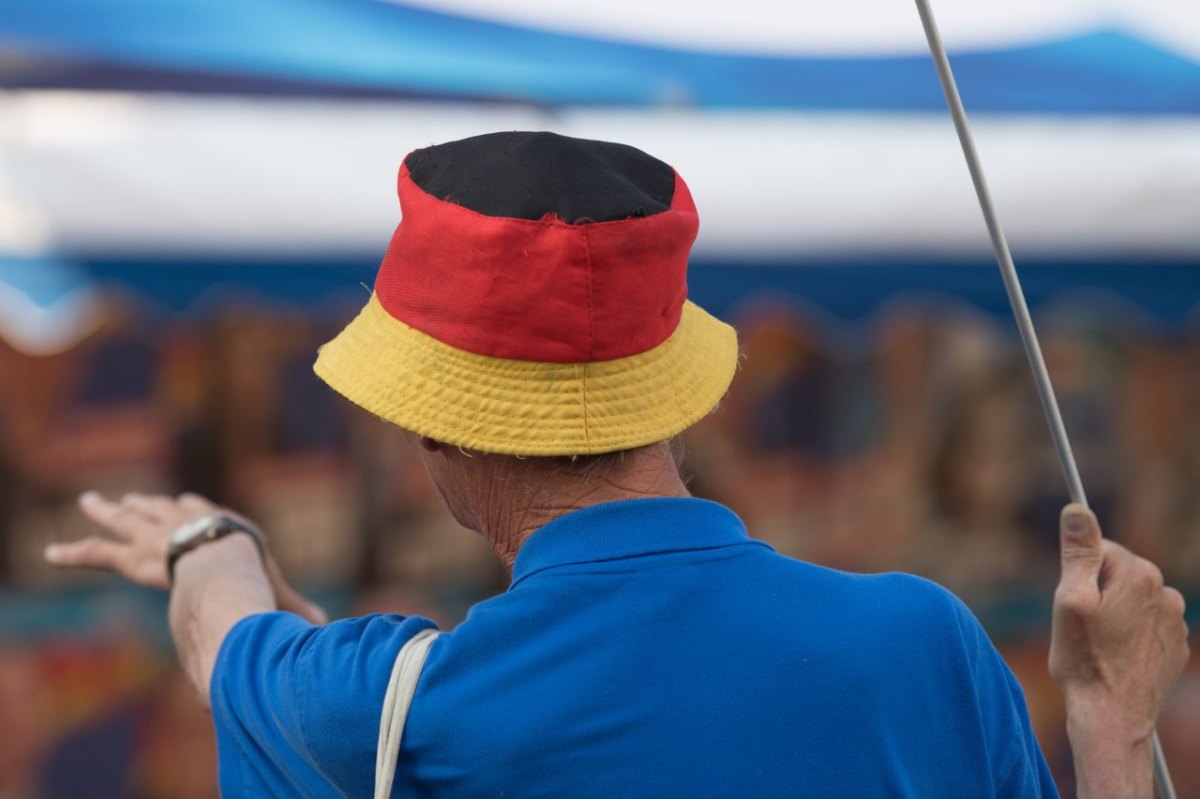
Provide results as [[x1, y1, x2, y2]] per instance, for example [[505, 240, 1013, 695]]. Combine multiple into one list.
[[375, 628, 440, 799]]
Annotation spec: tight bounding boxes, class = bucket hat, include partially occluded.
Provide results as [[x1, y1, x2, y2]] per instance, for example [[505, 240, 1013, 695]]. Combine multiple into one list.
[[314, 131, 738, 456]]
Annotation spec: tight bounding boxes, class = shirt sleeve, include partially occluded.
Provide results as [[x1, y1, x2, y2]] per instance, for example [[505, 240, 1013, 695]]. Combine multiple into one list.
[[209, 610, 438, 798], [945, 596, 1060, 799]]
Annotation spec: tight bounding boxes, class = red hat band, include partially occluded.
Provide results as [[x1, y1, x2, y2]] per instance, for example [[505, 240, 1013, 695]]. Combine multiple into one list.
[[373, 163, 699, 364]]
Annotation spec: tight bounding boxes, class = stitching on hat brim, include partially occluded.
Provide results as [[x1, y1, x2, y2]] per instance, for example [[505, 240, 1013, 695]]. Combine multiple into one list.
[[313, 294, 738, 457]]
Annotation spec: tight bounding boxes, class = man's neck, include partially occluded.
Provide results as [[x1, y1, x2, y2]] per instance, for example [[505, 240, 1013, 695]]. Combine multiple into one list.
[[470, 443, 691, 570]]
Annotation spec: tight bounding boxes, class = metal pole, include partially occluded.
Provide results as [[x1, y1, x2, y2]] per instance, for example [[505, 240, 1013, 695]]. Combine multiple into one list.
[[911, 1, 1176, 796]]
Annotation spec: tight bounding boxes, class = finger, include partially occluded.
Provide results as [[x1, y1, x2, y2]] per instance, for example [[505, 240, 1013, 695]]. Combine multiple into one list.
[[1059, 503, 1104, 590], [1163, 586, 1187, 619], [120, 493, 178, 523], [44, 536, 128, 572], [1136, 558, 1165, 593], [1165, 591, 1192, 674], [79, 492, 155, 539], [178, 493, 217, 514], [1097, 541, 1151, 595]]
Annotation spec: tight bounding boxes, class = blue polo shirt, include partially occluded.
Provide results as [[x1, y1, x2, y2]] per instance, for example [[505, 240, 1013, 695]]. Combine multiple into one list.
[[211, 497, 1057, 797]]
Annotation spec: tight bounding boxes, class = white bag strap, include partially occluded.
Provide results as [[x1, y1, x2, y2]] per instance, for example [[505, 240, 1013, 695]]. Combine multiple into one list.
[[374, 628, 440, 799]]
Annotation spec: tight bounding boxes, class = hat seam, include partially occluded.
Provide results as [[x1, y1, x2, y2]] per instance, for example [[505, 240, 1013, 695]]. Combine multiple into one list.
[[582, 226, 596, 360], [580, 226, 595, 443], [582, 227, 594, 448], [580, 362, 591, 450]]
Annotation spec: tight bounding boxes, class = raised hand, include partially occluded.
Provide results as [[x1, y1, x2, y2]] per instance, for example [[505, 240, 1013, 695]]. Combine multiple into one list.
[[46, 491, 326, 625]]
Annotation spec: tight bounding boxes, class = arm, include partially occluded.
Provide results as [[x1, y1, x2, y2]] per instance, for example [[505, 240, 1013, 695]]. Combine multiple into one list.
[[49, 491, 432, 797], [1050, 504, 1190, 799], [46, 491, 325, 704], [169, 533, 274, 707]]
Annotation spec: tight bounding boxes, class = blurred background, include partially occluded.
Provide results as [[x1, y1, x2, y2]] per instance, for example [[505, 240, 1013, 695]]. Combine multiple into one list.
[[1, 0, 1199, 796]]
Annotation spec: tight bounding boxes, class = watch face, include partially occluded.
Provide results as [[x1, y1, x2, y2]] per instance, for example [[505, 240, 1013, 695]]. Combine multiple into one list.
[[170, 516, 216, 546]]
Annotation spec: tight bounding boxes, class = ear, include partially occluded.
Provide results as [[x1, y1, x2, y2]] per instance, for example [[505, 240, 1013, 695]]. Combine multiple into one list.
[[419, 436, 442, 453]]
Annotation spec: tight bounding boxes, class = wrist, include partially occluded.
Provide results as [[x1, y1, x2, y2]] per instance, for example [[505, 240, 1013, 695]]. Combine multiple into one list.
[[1064, 689, 1157, 746], [172, 532, 264, 584], [1064, 693, 1154, 799], [167, 515, 266, 584]]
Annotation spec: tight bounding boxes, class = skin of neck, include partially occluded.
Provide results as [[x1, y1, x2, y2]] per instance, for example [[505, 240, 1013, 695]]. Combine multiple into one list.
[[413, 436, 691, 570]]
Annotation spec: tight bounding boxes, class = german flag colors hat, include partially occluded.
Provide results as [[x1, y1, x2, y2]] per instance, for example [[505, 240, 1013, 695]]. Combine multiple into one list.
[[314, 131, 738, 456]]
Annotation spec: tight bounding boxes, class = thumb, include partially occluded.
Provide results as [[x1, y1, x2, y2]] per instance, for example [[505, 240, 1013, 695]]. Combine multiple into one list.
[[275, 576, 327, 625], [1059, 503, 1103, 587], [265, 557, 328, 625]]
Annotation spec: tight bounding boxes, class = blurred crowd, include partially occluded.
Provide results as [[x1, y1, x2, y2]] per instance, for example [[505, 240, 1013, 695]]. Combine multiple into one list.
[[0, 291, 1198, 798]]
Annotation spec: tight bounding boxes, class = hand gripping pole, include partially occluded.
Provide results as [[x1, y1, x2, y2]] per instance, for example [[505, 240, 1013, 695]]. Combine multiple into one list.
[[911, 1, 1176, 796]]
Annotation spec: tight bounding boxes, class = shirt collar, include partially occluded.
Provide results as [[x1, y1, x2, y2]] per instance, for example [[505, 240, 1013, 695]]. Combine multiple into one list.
[[510, 497, 755, 587]]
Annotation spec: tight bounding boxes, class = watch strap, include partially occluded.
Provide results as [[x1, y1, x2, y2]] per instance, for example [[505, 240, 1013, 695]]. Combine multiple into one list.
[[166, 515, 266, 583]]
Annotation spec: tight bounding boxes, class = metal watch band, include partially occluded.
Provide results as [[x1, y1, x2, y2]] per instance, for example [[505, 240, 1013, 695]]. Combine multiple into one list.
[[166, 514, 266, 583]]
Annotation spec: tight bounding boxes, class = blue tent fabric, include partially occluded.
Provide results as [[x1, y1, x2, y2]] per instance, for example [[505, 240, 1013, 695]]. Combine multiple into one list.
[[2, 1, 1198, 113], [33, 256, 1198, 333]]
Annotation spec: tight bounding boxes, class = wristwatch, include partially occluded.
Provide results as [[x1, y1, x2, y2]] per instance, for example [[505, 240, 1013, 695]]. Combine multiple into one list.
[[166, 514, 266, 583]]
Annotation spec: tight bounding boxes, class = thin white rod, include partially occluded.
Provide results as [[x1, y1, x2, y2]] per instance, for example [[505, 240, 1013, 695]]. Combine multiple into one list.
[[913, 0, 1084, 506], [911, 1, 1176, 797]]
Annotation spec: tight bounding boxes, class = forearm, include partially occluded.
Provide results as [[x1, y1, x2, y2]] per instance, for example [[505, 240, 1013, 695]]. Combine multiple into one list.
[[1065, 697, 1154, 799], [169, 534, 276, 709]]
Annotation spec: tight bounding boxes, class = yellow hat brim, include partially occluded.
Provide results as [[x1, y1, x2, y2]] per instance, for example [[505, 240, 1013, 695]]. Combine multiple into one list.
[[313, 294, 738, 456]]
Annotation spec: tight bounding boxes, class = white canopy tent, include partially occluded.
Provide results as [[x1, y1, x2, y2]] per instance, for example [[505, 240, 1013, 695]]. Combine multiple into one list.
[[0, 0, 1197, 350], [2, 93, 1197, 258]]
